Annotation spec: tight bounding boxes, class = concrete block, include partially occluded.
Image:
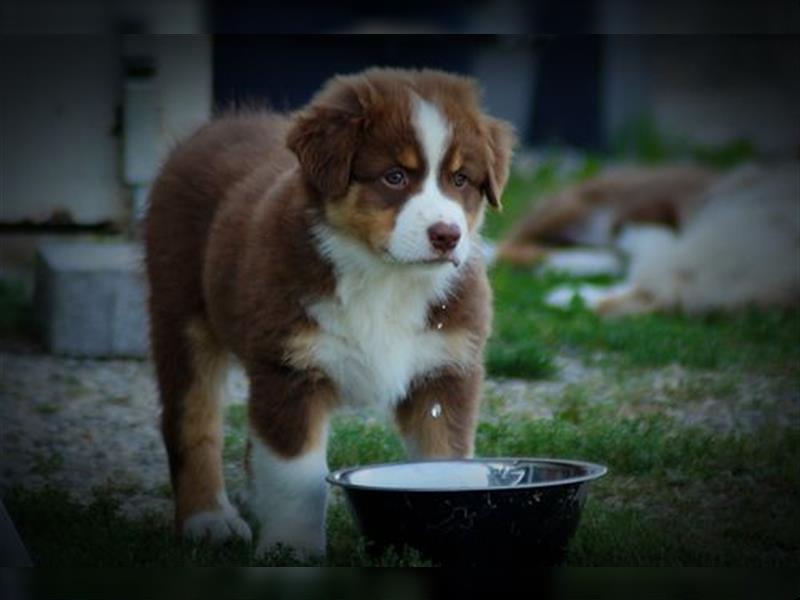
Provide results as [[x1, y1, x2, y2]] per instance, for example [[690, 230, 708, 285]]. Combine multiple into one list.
[[35, 242, 148, 357]]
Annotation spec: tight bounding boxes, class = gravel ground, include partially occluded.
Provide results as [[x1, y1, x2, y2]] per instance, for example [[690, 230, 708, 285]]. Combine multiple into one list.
[[1, 344, 796, 521]]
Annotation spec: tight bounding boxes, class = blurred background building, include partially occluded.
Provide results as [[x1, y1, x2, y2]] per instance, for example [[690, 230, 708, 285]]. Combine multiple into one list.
[[1, 0, 799, 294]]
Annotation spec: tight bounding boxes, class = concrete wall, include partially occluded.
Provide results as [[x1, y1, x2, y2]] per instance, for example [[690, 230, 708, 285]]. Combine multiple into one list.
[[1, 36, 124, 224], [600, 3, 800, 154], [0, 1, 211, 226], [1, 0, 207, 34], [648, 36, 800, 155], [1, 3, 210, 292]]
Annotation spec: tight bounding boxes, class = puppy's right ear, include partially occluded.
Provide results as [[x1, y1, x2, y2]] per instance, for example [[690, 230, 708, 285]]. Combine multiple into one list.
[[286, 76, 372, 199]]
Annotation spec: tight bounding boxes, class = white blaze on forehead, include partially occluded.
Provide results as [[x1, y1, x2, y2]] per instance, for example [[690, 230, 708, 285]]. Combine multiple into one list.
[[414, 96, 451, 181], [386, 96, 471, 267]]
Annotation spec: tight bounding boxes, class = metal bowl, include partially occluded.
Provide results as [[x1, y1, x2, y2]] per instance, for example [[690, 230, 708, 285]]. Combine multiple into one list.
[[327, 457, 607, 566]]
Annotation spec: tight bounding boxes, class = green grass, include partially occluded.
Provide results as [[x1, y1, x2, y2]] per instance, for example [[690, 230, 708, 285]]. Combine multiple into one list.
[[486, 265, 800, 379], [612, 116, 756, 169], [30, 452, 64, 477], [8, 409, 798, 566], [5, 484, 429, 567], [481, 155, 800, 380]]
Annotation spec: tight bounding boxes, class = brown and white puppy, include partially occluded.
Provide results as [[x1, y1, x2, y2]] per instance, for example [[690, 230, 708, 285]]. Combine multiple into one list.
[[144, 68, 515, 558]]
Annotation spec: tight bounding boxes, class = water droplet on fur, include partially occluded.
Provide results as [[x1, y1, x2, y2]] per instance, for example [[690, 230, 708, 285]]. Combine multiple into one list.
[[430, 402, 443, 419]]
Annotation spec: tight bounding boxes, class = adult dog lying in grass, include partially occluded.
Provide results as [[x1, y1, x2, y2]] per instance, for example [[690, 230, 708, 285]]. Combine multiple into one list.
[[498, 162, 800, 315]]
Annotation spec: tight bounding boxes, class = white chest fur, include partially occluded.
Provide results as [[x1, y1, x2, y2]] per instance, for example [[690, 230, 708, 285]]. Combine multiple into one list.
[[307, 227, 462, 409]]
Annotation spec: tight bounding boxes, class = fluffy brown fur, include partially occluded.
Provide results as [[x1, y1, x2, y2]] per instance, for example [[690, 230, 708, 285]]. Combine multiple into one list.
[[144, 68, 514, 541]]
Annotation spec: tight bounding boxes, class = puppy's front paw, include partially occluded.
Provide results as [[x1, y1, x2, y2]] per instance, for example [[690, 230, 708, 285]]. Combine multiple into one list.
[[182, 508, 253, 544]]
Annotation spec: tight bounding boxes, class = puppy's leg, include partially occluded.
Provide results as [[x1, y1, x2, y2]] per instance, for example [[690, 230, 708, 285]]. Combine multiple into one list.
[[153, 315, 251, 543], [395, 368, 483, 459], [247, 365, 333, 559]]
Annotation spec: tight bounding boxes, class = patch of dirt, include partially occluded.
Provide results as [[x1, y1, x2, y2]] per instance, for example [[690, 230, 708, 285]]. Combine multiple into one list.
[[1, 347, 795, 522]]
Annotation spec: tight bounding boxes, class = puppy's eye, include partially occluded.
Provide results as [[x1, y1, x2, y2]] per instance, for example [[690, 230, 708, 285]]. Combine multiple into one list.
[[452, 171, 468, 188], [383, 168, 408, 188]]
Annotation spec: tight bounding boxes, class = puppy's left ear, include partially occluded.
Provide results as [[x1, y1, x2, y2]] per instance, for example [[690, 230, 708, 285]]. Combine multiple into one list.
[[482, 117, 516, 211]]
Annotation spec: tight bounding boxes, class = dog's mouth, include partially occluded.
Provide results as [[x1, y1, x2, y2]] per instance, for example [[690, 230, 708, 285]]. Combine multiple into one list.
[[382, 250, 460, 268], [420, 256, 461, 267]]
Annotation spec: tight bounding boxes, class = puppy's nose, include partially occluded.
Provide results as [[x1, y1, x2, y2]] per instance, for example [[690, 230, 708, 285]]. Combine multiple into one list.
[[427, 222, 461, 253]]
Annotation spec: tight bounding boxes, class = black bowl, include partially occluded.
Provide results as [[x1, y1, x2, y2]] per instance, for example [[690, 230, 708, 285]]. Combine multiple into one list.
[[327, 457, 607, 566]]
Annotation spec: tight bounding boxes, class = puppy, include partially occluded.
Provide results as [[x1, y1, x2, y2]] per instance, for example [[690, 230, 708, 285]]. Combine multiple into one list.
[[144, 68, 515, 558]]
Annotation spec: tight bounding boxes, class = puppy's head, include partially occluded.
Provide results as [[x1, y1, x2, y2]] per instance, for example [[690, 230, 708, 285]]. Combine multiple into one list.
[[287, 68, 515, 268]]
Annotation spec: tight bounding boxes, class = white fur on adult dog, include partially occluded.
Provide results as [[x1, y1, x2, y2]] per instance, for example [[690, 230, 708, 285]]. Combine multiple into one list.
[[547, 162, 800, 314]]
